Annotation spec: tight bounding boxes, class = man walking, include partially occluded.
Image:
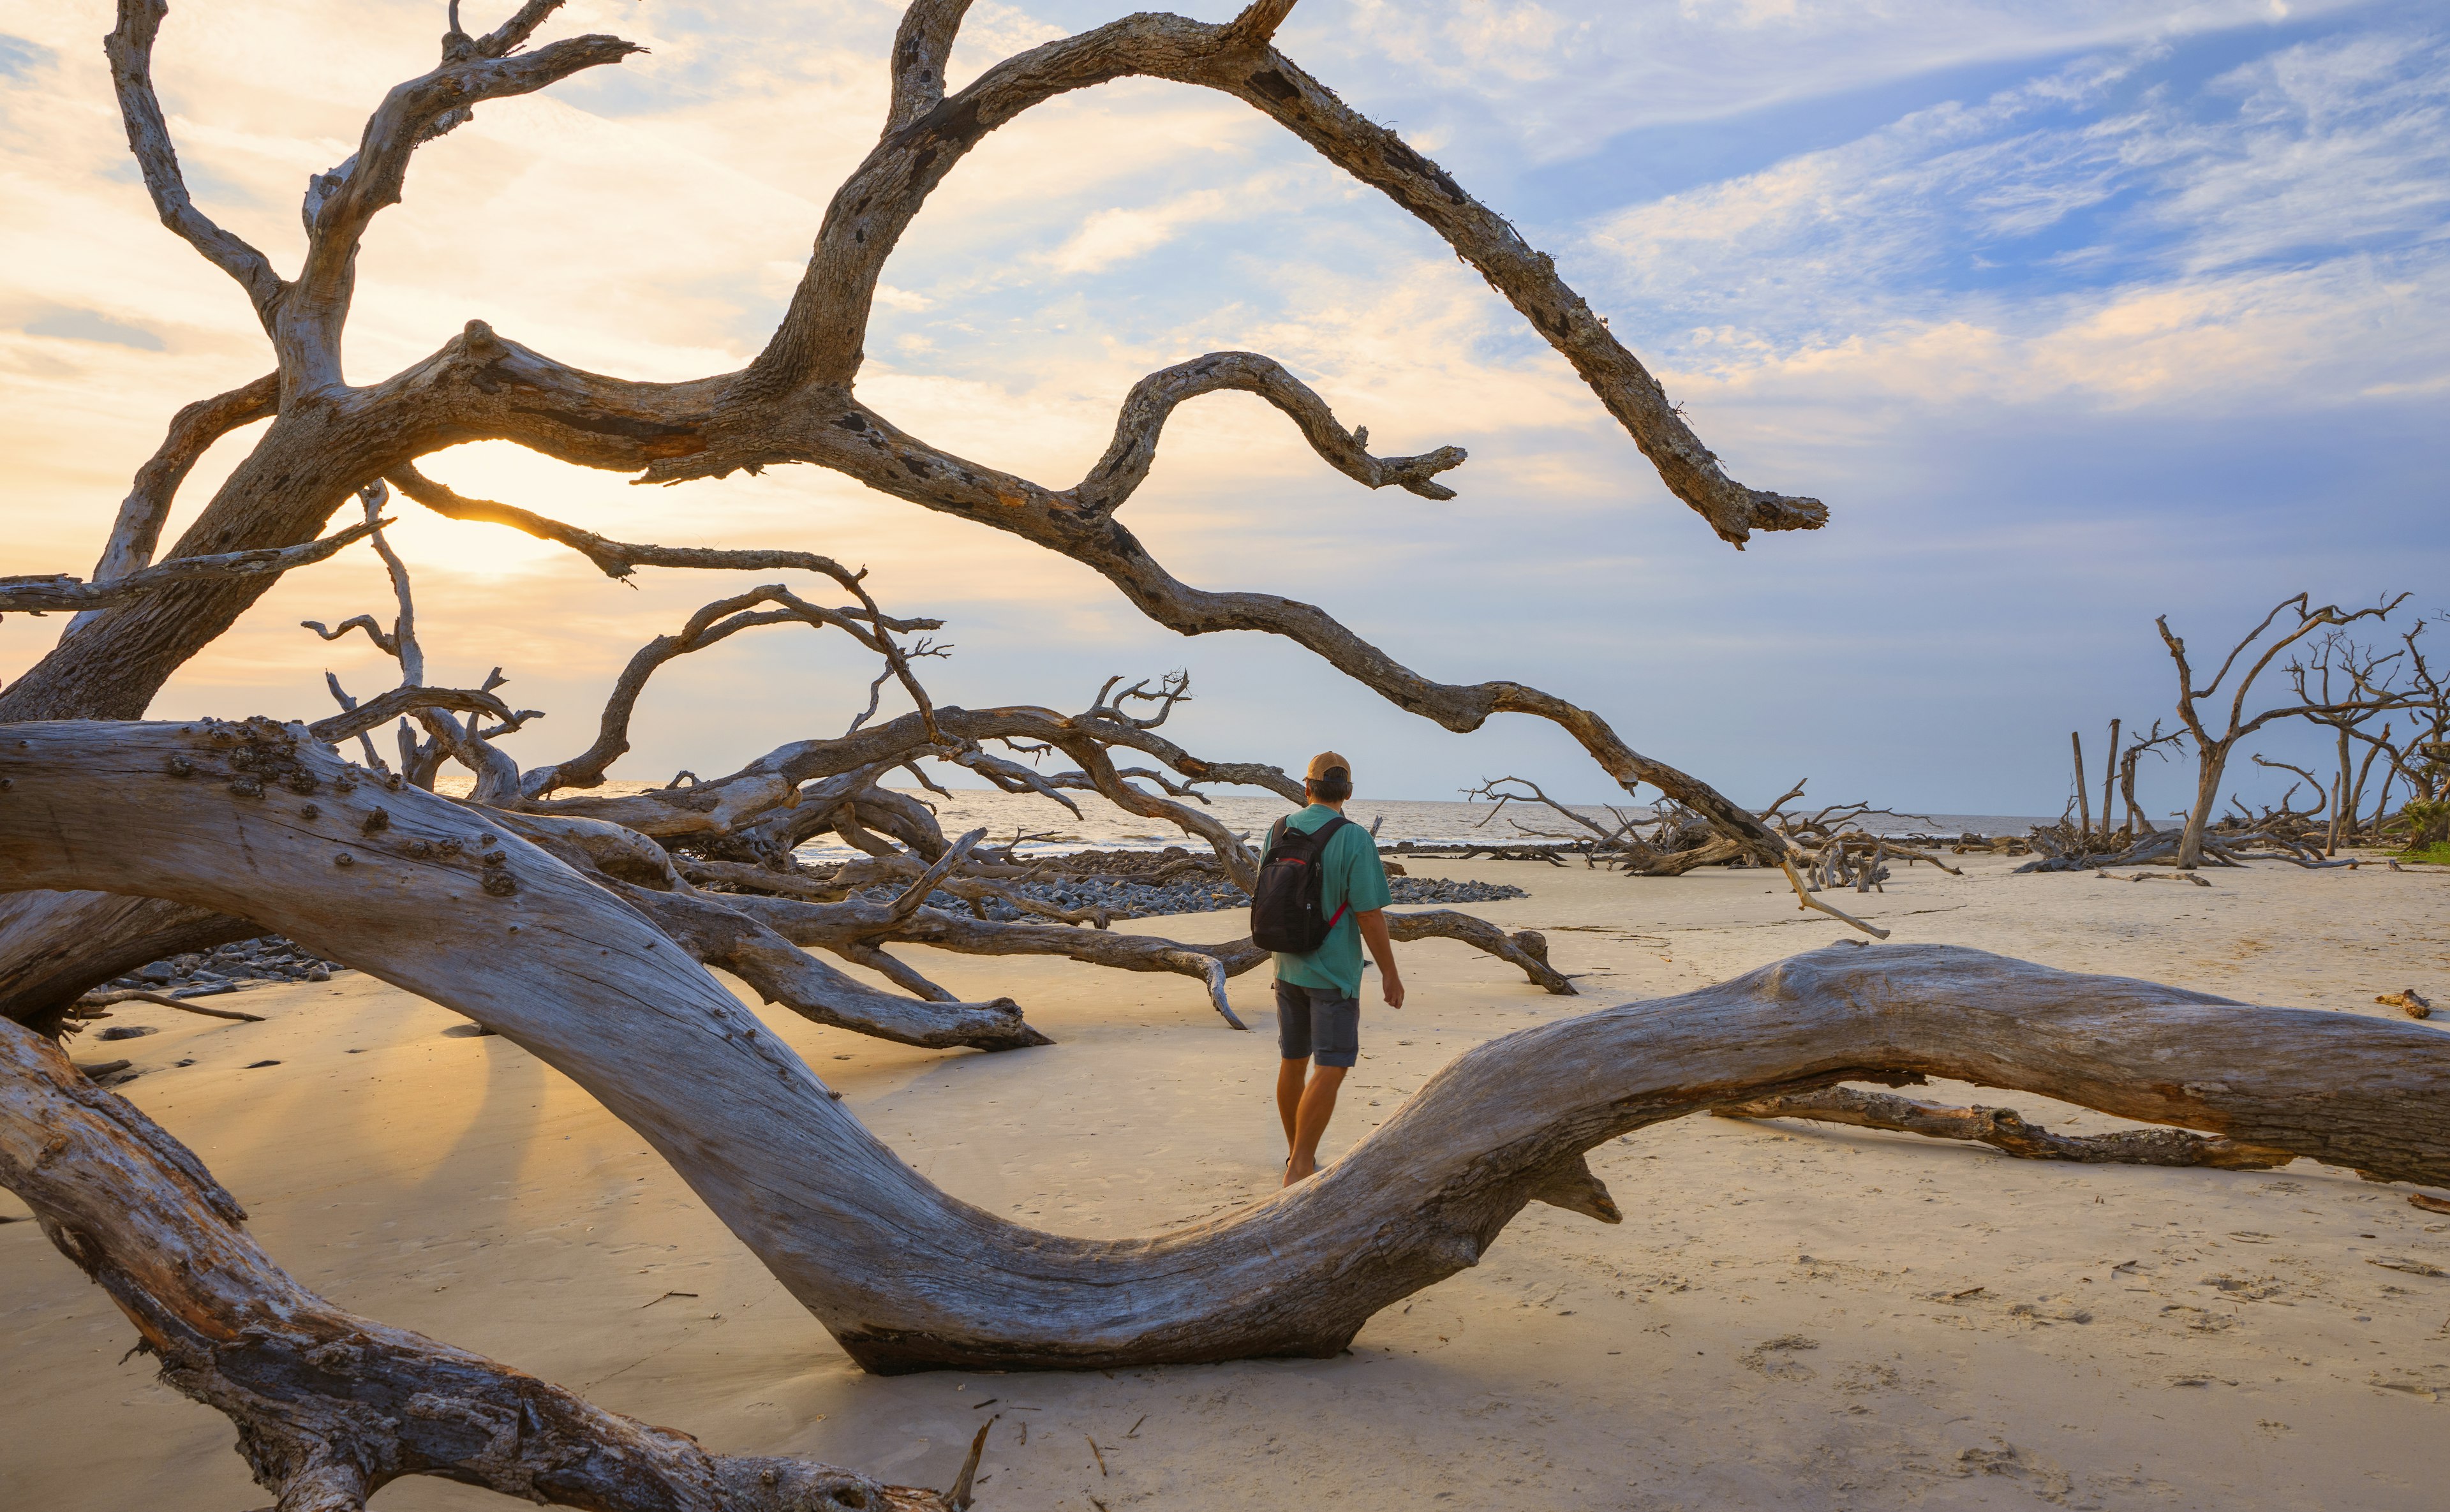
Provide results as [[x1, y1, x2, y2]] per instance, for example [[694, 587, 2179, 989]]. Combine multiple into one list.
[[1265, 751, 1402, 1185]]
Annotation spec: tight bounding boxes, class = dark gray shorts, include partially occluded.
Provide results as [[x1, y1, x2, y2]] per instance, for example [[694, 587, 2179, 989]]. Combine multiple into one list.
[[1275, 979, 1360, 1067]]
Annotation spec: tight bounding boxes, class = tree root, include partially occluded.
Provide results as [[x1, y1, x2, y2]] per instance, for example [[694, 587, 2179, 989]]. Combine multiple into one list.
[[1713, 1085, 2295, 1169]]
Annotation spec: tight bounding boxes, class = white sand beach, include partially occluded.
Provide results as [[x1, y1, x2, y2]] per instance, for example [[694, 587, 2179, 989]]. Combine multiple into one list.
[[4, 854, 2446, 1511]]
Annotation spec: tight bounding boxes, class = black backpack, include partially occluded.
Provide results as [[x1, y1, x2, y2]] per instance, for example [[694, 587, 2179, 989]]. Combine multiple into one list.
[[1251, 814, 1354, 952]]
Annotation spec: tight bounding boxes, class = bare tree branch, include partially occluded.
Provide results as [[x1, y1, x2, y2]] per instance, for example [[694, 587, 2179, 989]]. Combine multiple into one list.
[[104, 2, 282, 320], [308, 686, 523, 745], [1, 519, 383, 615], [287, 16, 643, 387], [520, 586, 944, 799], [884, 0, 974, 133], [1068, 351, 1467, 515]]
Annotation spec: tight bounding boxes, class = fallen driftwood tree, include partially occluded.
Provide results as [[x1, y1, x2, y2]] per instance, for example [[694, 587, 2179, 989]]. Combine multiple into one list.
[[1459, 775, 1956, 887], [8, 727, 2447, 1386]]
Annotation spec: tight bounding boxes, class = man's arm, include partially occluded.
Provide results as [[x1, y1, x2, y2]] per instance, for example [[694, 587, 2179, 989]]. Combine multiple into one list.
[[1356, 908, 1404, 1009]]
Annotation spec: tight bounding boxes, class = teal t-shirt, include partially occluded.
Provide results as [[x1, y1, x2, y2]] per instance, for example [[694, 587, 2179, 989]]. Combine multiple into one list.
[[1265, 804, 1392, 999]]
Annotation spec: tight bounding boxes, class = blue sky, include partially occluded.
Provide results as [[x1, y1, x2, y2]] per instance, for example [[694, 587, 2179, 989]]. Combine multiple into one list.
[[2, 1, 2444, 819]]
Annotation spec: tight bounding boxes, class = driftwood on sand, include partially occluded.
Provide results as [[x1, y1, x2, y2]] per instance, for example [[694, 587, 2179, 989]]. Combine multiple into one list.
[[1714, 1085, 2296, 1169], [8, 4, 2441, 1509], [6, 727, 2444, 1391]]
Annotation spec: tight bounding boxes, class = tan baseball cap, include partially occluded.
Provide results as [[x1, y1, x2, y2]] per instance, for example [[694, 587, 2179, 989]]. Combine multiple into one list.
[[1305, 751, 1352, 781]]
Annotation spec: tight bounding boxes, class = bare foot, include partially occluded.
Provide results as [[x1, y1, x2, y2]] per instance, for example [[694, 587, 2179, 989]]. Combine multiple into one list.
[[1284, 1153, 1318, 1186]]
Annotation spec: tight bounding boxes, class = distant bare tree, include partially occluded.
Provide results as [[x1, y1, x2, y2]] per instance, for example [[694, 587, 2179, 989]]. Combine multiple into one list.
[[2155, 593, 2409, 868], [2282, 631, 2406, 852]]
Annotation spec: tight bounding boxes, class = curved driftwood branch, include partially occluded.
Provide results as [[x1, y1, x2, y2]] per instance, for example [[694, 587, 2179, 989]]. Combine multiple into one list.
[[1714, 1085, 2294, 1169], [10, 722, 2443, 1377], [387, 462, 953, 600], [488, 809, 1050, 1052], [616, 881, 1050, 1052], [306, 685, 520, 745], [0, 1014, 953, 1511], [1067, 350, 1467, 516], [0, 893, 258, 1031], [523, 586, 944, 799], [1385, 910, 1575, 995]]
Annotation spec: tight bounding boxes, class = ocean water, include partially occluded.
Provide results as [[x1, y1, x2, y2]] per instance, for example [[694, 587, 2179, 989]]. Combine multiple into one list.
[[788, 787, 2053, 863]]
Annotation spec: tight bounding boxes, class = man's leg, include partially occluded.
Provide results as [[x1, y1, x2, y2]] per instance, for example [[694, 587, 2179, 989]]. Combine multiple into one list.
[[1277, 1056, 1309, 1151], [1285, 1064, 1346, 1183], [1273, 977, 1312, 1157], [1285, 992, 1361, 1185]]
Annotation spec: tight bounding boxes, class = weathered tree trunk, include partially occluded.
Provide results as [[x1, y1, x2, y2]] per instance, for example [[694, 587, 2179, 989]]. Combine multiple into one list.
[[2100, 717, 2120, 841], [2177, 743, 2229, 870], [7, 722, 2445, 1375], [2071, 730, 2091, 838]]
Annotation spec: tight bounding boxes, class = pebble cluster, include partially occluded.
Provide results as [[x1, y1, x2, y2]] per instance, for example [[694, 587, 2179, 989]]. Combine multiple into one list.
[[859, 871, 1527, 923], [104, 937, 340, 997]]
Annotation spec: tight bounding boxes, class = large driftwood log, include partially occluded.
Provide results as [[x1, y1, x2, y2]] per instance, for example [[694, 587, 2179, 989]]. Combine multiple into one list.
[[1714, 1085, 2295, 1169], [8, 721, 2446, 1375], [0, 1015, 955, 1511]]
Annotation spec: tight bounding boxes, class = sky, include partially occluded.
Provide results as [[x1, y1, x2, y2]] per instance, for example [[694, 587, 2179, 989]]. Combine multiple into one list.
[[2, 0, 2444, 821]]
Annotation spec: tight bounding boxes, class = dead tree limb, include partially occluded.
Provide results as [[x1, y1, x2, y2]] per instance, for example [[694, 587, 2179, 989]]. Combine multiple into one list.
[[1713, 1085, 2294, 1169], [1385, 912, 1575, 995], [1, 520, 385, 616], [519, 585, 945, 800], [71, 988, 269, 1023], [307, 685, 523, 745], [9, 720, 2444, 1376], [0, 1014, 954, 1511]]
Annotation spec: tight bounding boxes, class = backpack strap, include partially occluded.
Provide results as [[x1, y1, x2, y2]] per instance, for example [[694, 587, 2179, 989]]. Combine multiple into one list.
[[1312, 815, 1355, 930]]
